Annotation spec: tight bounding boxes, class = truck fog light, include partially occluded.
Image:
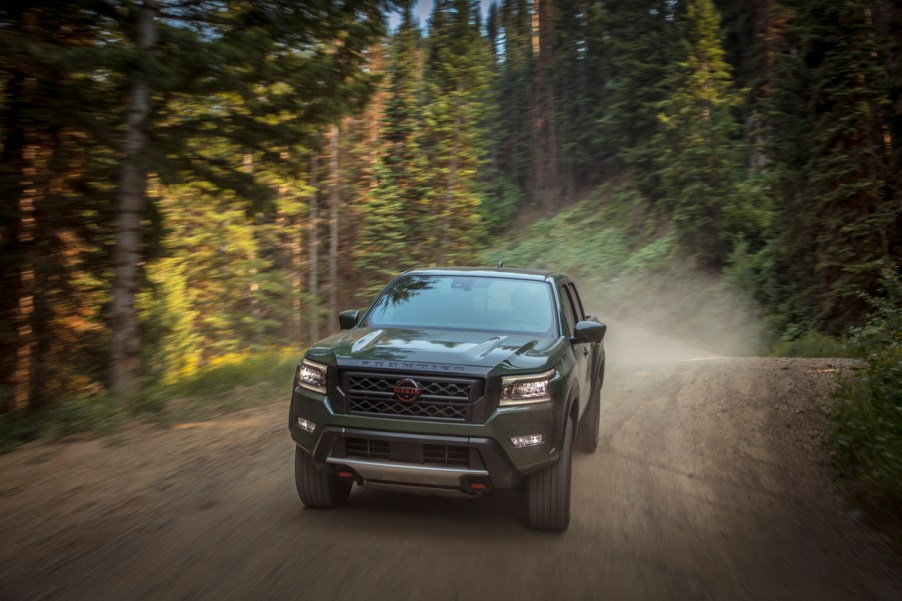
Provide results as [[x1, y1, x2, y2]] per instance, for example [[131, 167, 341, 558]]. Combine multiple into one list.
[[510, 434, 543, 448], [296, 417, 316, 433]]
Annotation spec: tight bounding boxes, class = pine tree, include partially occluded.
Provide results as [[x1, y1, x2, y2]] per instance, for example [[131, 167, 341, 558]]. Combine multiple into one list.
[[479, 4, 520, 235], [764, 0, 901, 332], [1, 1, 390, 404], [492, 0, 533, 201], [338, 43, 389, 309], [599, 0, 680, 185], [714, 0, 783, 171], [649, 0, 744, 269], [143, 176, 282, 363], [0, 2, 118, 411], [531, 0, 563, 209], [105, 0, 388, 395], [551, 0, 602, 193], [356, 6, 430, 296], [422, 0, 490, 264]]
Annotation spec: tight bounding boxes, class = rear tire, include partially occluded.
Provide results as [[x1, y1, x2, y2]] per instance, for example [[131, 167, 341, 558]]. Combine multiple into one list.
[[576, 375, 601, 453], [527, 419, 573, 531], [294, 446, 352, 509]]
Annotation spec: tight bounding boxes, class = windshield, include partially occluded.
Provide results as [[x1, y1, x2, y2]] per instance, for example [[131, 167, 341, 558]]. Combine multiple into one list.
[[365, 275, 558, 337]]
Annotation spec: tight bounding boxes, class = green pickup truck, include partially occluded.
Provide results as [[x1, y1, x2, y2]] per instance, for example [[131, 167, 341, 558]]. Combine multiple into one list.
[[288, 267, 606, 531]]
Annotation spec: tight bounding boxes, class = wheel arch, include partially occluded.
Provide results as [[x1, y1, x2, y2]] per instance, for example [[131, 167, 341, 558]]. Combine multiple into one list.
[[561, 379, 580, 439]]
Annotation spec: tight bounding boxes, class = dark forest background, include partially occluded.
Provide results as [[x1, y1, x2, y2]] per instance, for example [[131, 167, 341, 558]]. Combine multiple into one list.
[[1, 1, 899, 437]]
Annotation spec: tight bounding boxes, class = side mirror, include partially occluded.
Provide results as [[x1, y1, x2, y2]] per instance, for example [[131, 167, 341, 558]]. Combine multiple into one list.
[[571, 320, 606, 343], [338, 309, 360, 330]]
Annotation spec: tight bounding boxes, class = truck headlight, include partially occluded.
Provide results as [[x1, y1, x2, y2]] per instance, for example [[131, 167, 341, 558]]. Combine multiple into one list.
[[298, 358, 327, 394], [500, 369, 555, 406]]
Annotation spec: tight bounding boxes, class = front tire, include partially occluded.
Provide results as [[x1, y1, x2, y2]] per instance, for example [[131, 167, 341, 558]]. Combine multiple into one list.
[[527, 419, 573, 531], [294, 446, 352, 509]]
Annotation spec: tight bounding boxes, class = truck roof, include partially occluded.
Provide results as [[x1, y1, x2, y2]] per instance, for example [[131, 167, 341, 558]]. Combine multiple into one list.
[[403, 267, 564, 281]]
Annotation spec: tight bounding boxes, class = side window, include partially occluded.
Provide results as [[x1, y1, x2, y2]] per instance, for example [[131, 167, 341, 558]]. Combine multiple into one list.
[[560, 285, 579, 336], [567, 284, 586, 320]]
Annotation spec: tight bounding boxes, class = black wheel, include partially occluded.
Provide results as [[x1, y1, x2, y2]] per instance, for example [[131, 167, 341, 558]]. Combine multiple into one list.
[[527, 419, 573, 531], [576, 375, 601, 453], [294, 446, 352, 509]]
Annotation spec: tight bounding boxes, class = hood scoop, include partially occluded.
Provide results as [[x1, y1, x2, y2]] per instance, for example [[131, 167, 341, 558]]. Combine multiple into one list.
[[471, 336, 505, 358], [351, 329, 385, 354]]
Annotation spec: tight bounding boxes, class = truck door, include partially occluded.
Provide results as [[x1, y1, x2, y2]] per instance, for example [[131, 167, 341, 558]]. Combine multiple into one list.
[[561, 284, 590, 409]]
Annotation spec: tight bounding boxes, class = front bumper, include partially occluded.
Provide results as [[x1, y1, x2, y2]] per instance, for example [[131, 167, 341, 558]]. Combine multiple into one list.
[[327, 457, 488, 489], [289, 384, 558, 495], [319, 427, 497, 497]]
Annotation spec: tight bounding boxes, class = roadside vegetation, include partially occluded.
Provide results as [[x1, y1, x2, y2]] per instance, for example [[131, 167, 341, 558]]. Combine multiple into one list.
[[831, 273, 902, 532], [0, 350, 297, 453], [770, 333, 852, 359]]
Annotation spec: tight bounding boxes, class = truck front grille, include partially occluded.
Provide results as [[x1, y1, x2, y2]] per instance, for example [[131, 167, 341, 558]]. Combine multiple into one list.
[[343, 373, 478, 422]]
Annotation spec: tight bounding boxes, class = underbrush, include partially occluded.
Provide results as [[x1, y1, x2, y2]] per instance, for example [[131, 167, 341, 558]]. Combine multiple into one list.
[[484, 184, 670, 282], [0, 349, 299, 453], [770, 332, 852, 358], [0, 394, 125, 454], [137, 349, 298, 423], [830, 273, 902, 532]]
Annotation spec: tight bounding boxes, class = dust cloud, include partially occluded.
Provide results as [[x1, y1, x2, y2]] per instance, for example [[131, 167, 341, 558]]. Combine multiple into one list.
[[580, 265, 764, 366]]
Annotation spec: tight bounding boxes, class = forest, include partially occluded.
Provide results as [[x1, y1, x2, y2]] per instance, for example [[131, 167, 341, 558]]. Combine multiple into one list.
[[1, 0, 900, 479]]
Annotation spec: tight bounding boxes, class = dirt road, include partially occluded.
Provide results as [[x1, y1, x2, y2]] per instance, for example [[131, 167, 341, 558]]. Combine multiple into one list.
[[1, 345, 900, 599]]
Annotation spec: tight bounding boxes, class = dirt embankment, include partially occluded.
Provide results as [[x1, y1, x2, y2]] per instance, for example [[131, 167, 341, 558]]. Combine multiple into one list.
[[1, 348, 900, 600]]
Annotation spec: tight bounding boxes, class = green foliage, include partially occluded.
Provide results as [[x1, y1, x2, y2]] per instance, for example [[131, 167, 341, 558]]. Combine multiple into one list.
[[357, 0, 492, 294], [139, 257, 203, 384], [480, 177, 522, 235], [770, 333, 851, 358], [140, 180, 294, 371], [0, 3, 120, 412], [0, 349, 298, 452], [762, 0, 901, 334], [139, 349, 299, 422], [422, 0, 491, 265], [485, 184, 671, 284], [551, 0, 604, 187], [490, 0, 534, 198], [1, 1, 389, 413], [0, 393, 125, 454], [356, 8, 430, 295], [596, 0, 679, 182], [647, 0, 749, 269], [831, 272, 902, 519]]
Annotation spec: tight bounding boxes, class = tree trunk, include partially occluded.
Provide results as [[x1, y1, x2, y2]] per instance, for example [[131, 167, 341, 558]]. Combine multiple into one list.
[[283, 149, 304, 343], [110, 0, 158, 398], [328, 124, 340, 331], [531, 0, 561, 212], [292, 211, 304, 342], [274, 150, 302, 341], [242, 154, 261, 322], [439, 97, 461, 266], [13, 143, 38, 411], [1, 9, 35, 411], [0, 55, 29, 411], [308, 150, 320, 342]]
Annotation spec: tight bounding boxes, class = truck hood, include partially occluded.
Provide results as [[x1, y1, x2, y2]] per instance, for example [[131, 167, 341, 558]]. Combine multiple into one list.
[[306, 327, 564, 373]]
